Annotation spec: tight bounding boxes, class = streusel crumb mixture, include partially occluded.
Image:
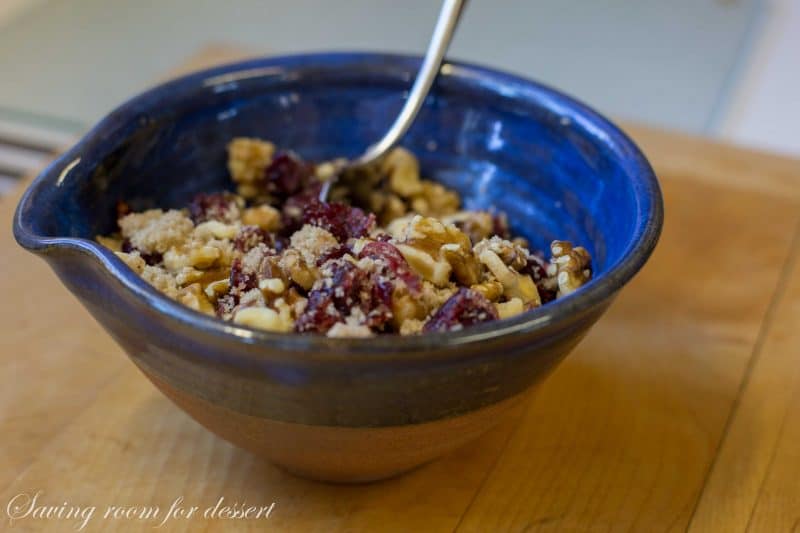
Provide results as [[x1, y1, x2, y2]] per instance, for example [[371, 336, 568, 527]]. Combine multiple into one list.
[[98, 138, 592, 337]]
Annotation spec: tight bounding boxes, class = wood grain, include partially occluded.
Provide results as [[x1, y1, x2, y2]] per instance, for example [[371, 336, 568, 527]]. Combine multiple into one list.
[[454, 175, 800, 532], [0, 46, 799, 532], [690, 224, 800, 532]]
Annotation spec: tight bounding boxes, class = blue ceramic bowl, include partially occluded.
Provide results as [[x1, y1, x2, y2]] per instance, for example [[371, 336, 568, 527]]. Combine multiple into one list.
[[13, 53, 662, 482]]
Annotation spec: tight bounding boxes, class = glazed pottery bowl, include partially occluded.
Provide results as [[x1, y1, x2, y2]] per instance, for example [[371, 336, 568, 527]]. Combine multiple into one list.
[[13, 53, 662, 482]]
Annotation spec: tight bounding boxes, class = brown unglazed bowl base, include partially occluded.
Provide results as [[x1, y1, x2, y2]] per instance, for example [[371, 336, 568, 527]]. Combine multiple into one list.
[[143, 369, 531, 483]]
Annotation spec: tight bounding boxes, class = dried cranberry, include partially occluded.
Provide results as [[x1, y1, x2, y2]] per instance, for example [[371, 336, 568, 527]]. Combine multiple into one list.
[[330, 261, 370, 309], [188, 191, 240, 224], [523, 253, 548, 280], [215, 293, 237, 318], [280, 183, 322, 235], [263, 152, 314, 198], [295, 260, 393, 333], [233, 226, 267, 253], [302, 201, 375, 242], [358, 241, 421, 293], [521, 254, 556, 304], [316, 244, 351, 266], [296, 261, 363, 333], [229, 257, 258, 294], [423, 288, 499, 333], [364, 277, 393, 329], [121, 239, 162, 266], [294, 290, 340, 333]]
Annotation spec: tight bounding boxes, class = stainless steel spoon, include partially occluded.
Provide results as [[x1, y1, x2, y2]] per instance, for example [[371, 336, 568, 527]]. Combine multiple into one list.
[[318, 0, 467, 201]]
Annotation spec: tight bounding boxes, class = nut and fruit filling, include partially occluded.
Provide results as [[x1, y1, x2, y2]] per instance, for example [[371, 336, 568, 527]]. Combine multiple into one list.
[[97, 138, 593, 337]]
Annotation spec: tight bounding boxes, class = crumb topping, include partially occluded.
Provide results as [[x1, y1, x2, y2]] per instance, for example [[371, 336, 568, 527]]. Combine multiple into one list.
[[97, 139, 593, 337]]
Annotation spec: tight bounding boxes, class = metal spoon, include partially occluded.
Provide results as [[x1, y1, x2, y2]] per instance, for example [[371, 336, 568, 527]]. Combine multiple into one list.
[[318, 0, 467, 201]]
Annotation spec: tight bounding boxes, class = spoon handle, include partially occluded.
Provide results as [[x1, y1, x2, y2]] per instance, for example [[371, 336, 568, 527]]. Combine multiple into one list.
[[355, 0, 467, 167], [318, 0, 467, 202]]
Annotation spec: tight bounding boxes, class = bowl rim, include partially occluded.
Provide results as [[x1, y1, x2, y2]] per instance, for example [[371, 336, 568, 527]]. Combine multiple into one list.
[[14, 51, 663, 359]]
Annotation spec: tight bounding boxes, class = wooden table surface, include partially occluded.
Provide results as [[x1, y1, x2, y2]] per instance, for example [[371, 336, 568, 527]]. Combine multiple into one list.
[[1, 48, 799, 532]]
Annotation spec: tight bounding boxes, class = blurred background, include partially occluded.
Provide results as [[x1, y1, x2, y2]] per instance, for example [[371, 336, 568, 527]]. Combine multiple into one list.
[[0, 0, 797, 194]]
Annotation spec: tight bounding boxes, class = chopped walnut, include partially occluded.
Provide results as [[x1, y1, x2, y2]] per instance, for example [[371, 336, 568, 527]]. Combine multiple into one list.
[[234, 306, 292, 332], [278, 249, 318, 291], [327, 322, 374, 338], [194, 220, 238, 240], [473, 236, 529, 271], [496, 297, 524, 319], [383, 147, 423, 198], [399, 318, 425, 336], [97, 235, 123, 252], [227, 138, 275, 186], [550, 240, 592, 296], [442, 211, 494, 244], [476, 243, 540, 307], [391, 215, 479, 287], [470, 278, 504, 302], [177, 283, 214, 315], [410, 181, 460, 217], [241, 205, 281, 231], [204, 278, 230, 300]]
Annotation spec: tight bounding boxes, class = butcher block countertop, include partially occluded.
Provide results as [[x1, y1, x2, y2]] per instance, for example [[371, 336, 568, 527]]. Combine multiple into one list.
[[1, 47, 799, 532]]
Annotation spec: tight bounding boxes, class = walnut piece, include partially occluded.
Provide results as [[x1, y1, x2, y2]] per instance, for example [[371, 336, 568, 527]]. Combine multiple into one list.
[[227, 137, 275, 185], [233, 306, 292, 332], [476, 239, 541, 307], [242, 205, 281, 231], [382, 147, 423, 198], [550, 240, 592, 296], [392, 215, 480, 287], [327, 322, 374, 338]]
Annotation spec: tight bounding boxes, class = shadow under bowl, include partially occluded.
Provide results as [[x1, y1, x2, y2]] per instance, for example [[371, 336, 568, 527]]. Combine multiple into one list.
[[13, 52, 662, 482]]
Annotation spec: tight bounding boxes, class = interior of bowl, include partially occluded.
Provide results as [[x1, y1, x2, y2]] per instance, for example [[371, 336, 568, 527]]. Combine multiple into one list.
[[19, 53, 660, 320]]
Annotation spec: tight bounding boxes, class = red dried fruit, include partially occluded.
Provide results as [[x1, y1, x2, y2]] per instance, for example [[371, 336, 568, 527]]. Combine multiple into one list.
[[263, 152, 314, 198], [358, 241, 421, 293], [295, 259, 393, 333], [229, 257, 258, 295], [294, 290, 340, 333], [280, 183, 322, 235], [121, 239, 162, 266], [295, 260, 362, 333], [188, 191, 240, 224], [521, 254, 556, 304], [215, 293, 237, 318], [302, 201, 375, 242], [316, 244, 351, 266], [233, 226, 268, 253], [329, 260, 370, 310], [364, 277, 393, 328], [423, 288, 499, 333]]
